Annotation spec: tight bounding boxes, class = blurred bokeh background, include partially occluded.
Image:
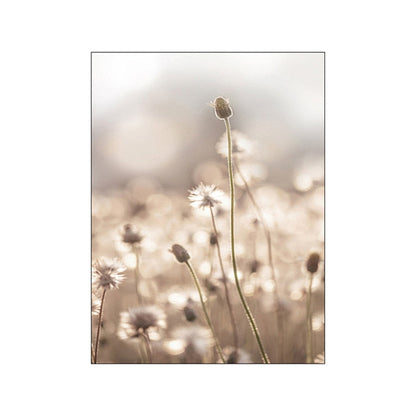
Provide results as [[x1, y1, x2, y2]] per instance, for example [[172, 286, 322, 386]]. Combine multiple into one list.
[[92, 53, 324, 191]]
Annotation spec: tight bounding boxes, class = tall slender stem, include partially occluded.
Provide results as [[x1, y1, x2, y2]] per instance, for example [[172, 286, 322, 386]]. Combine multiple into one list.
[[93, 288, 107, 364], [185, 260, 226, 363], [235, 161, 282, 361], [209, 205, 239, 351], [306, 272, 314, 363], [141, 331, 153, 363], [224, 118, 270, 364], [134, 244, 143, 304], [234, 162, 277, 285]]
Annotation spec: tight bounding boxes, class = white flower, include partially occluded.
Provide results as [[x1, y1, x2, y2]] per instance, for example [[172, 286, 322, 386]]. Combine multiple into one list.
[[92, 257, 126, 290], [188, 183, 225, 210]]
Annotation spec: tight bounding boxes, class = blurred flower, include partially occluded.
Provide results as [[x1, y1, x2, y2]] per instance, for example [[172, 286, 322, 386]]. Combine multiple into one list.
[[235, 161, 267, 186], [118, 306, 166, 339], [121, 223, 143, 245], [222, 347, 252, 364], [172, 326, 213, 360], [188, 183, 225, 210], [216, 130, 254, 161], [92, 257, 126, 290], [314, 353, 324, 363]]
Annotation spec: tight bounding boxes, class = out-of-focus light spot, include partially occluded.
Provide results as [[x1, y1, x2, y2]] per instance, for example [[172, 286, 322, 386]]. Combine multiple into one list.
[[290, 290, 303, 301], [123, 252, 137, 269], [168, 292, 187, 307], [294, 173, 313, 192], [142, 239, 157, 252], [262, 279, 276, 293], [199, 261, 211, 276], [312, 315, 324, 331], [148, 330, 161, 341], [164, 339, 186, 355], [193, 231, 209, 245], [243, 282, 255, 297], [226, 269, 242, 281], [312, 276, 321, 290]]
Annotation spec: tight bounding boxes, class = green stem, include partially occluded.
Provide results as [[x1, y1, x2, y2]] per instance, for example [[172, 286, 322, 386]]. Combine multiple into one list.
[[93, 288, 107, 364], [209, 205, 239, 351], [185, 260, 226, 363], [306, 272, 313, 363], [224, 118, 270, 364]]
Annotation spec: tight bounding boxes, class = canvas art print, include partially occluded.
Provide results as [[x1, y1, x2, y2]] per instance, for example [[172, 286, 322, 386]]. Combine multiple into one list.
[[91, 52, 324, 364]]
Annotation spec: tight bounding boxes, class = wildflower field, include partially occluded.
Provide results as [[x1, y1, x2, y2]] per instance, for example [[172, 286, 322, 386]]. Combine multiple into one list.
[[91, 54, 324, 364]]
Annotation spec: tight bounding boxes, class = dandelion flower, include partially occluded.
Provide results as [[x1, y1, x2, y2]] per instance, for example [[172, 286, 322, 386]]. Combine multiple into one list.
[[188, 183, 225, 210], [216, 130, 254, 161], [118, 306, 166, 339], [92, 257, 126, 290]]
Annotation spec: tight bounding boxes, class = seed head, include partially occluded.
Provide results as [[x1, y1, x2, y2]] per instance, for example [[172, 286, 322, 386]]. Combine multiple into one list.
[[183, 305, 197, 322], [212, 96, 233, 119], [92, 257, 126, 290], [121, 224, 143, 245], [209, 232, 217, 246], [188, 183, 225, 210], [170, 244, 190, 263], [306, 252, 320, 274], [118, 306, 166, 339]]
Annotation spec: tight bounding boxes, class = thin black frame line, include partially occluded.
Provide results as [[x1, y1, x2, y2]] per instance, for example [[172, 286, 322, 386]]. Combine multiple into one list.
[[91, 51, 325, 54], [90, 51, 326, 365]]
